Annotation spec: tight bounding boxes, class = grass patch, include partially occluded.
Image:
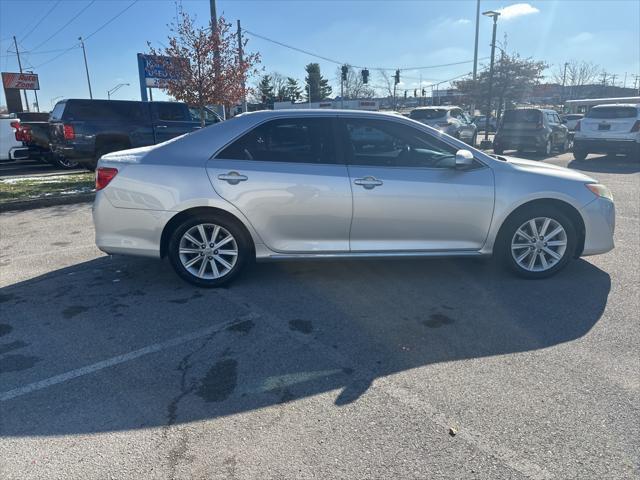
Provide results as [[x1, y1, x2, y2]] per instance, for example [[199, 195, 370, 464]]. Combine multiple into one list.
[[0, 173, 95, 203]]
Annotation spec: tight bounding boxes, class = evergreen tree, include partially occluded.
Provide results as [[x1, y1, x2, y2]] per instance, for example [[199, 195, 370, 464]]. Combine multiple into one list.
[[258, 75, 274, 107], [304, 63, 332, 102], [286, 77, 303, 102]]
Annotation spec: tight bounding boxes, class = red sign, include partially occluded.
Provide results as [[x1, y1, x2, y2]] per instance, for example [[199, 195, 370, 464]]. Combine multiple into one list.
[[2, 72, 40, 90]]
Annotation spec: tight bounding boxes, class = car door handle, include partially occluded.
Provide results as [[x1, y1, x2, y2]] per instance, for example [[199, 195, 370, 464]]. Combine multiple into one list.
[[218, 172, 248, 184], [156, 125, 167, 129], [354, 176, 383, 189]]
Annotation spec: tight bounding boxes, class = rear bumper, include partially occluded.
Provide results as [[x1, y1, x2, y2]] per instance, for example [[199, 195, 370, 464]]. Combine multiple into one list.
[[580, 197, 615, 256], [93, 191, 171, 258], [494, 134, 547, 150], [573, 138, 638, 154]]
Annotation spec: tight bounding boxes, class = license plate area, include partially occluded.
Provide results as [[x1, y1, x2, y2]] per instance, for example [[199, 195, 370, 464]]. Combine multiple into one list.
[[598, 123, 611, 131]]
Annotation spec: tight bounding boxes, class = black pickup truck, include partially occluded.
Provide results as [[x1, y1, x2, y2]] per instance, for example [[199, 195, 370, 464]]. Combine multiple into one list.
[[49, 99, 221, 170], [10, 112, 79, 169]]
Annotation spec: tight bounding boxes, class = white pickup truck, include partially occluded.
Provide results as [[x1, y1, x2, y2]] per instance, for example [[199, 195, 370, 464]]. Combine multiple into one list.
[[573, 104, 640, 160], [0, 114, 23, 161]]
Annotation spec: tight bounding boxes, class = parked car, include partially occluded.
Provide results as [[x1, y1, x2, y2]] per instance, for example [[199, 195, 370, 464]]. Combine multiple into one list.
[[408, 106, 477, 146], [573, 104, 640, 160], [49, 99, 222, 170], [561, 113, 584, 132], [93, 110, 615, 287], [473, 114, 497, 132], [493, 108, 570, 156]]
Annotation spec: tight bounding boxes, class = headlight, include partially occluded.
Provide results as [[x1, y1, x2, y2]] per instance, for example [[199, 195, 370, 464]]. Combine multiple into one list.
[[586, 183, 613, 201]]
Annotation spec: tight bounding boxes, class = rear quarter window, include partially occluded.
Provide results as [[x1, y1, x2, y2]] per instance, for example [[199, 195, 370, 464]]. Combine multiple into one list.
[[587, 107, 638, 119], [50, 102, 66, 121]]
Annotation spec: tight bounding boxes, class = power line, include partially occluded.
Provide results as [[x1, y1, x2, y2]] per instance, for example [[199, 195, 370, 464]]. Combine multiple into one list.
[[33, 0, 138, 69], [30, 0, 96, 53], [245, 28, 487, 72], [20, 0, 62, 43]]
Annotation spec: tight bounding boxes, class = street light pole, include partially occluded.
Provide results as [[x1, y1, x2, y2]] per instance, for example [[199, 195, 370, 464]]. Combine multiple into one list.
[[78, 37, 93, 99], [13, 35, 29, 112], [481, 10, 500, 148], [471, 0, 481, 115], [562, 62, 569, 102], [107, 83, 130, 100]]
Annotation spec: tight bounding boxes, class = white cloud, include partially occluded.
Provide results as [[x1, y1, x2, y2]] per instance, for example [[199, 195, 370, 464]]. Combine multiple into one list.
[[568, 32, 594, 43], [455, 18, 471, 25], [497, 3, 540, 20]]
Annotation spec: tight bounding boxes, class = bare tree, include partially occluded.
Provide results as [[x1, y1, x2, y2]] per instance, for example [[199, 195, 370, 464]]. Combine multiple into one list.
[[378, 70, 395, 99], [335, 65, 375, 99], [553, 60, 601, 87]]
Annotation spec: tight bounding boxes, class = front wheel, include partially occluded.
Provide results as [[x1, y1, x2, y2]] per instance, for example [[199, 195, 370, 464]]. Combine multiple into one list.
[[498, 208, 576, 279], [168, 215, 250, 287], [54, 155, 79, 169]]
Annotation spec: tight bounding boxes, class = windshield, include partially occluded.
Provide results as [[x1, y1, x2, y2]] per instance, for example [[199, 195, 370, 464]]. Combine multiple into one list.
[[587, 106, 637, 119], [409, 109, 447, 120], [502, 110, 541, 123]]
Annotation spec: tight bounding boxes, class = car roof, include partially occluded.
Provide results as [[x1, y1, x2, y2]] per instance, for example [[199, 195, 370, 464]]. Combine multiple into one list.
[[410, 106, 457, 111], [590, 103, 639, 108], [238, 109, 407, 120]]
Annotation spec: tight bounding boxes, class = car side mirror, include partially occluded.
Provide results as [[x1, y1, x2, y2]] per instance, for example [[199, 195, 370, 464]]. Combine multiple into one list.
[[455, 149, 474, 169]]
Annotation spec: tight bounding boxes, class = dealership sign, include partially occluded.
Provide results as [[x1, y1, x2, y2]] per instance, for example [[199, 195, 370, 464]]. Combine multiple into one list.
[[2, 72, 40, 90], [137, 54, 185, 88]]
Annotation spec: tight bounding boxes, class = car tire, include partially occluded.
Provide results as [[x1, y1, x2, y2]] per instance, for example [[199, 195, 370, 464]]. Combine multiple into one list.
[[54, 155, 80, 170], [497, 206, 577, 279], [538, 137, 552, 156], [168, 214, 251, 288], [573, 148, 588, 161]]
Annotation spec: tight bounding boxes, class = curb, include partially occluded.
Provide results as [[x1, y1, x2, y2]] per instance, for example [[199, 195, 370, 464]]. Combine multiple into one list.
[[0, 192, 95, 213]]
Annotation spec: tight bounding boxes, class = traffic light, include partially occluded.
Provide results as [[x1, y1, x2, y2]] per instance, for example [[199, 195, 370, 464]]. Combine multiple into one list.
[[361, 68, 369, 84], [394, 69, 400, 85], [404, 90, 407, 99], [414, 89, 417, 97], [341, 65, 348, 81], [422, 88, 426, 96]]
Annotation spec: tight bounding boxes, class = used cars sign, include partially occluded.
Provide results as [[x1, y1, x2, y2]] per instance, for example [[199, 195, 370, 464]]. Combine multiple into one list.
[[1, 72, 40, 90]]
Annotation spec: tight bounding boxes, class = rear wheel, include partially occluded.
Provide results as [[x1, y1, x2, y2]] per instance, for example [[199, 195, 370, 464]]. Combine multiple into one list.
[[538, 137, 552, 156], [573, 148, 588, 161], [498, 207, 576, 279], [54, 155, 79, 169], [168, 215, 250, 287]]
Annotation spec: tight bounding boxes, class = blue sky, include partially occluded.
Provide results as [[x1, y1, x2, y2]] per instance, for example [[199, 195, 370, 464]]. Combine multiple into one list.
[[1, 0, 638, 110]]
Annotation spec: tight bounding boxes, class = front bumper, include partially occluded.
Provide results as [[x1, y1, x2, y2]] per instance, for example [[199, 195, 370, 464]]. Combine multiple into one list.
[[574, 138, 638, 155], [580, 197, 615, 256]]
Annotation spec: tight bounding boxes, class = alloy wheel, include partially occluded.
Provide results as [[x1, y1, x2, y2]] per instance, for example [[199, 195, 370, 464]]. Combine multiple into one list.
[[510, 217, 567, 272], [178, 223, 238, 279]]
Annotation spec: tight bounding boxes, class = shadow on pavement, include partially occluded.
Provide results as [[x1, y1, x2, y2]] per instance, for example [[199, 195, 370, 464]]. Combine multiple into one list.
[[0, 254, 611, 436], [567, 154, 640, 174]]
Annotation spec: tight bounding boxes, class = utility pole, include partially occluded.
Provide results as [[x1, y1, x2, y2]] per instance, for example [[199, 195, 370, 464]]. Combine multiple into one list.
[[600, 71, 608, 96], [623, 72, 627, 89], [481, 10, 500, 148], [78, 37, 93, 99], [471, 0, 480, 115], [237, 20, 247, 113], [610, 73, 617, 88], [25, 70, 40, 112], [209, 0, 217, 25], [561, 62, 569, 102], [12, 36, 29, 112]]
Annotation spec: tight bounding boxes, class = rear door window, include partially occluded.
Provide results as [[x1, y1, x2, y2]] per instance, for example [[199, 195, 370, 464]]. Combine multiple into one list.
[[587, 107, 638, 119], [216, 117, 337, 164], [156, 103, 189, 122], [63, 101, 145, 122]]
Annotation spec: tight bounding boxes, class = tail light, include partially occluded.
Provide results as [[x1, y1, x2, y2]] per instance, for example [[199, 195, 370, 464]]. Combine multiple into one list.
[[574, 120, 581, 132], [63, 124, 75, 140], [20, 125, 32, 143], [96, 167, 118, 191], [10, 121, 23, 141], [630, 120, 640, 133]]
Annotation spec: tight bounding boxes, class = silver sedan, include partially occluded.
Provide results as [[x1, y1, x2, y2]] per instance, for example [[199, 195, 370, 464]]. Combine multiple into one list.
[[93, 110, 615, 287]]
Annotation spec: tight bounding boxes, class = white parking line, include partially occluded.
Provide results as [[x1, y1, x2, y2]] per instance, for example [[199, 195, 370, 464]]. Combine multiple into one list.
[[0, 319, 241, 402]]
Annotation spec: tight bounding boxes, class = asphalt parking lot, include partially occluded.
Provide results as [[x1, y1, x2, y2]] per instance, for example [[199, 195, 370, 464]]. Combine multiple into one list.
[[0, 152, 638, 479]]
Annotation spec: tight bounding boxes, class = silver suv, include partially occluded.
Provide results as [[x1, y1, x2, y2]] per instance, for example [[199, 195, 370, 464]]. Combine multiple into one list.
[[409, 106, 477, 146], [93, 110, 615, 287]]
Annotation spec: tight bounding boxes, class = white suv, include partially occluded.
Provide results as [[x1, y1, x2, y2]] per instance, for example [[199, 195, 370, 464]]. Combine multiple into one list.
[[573, 104, 640, 160]]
